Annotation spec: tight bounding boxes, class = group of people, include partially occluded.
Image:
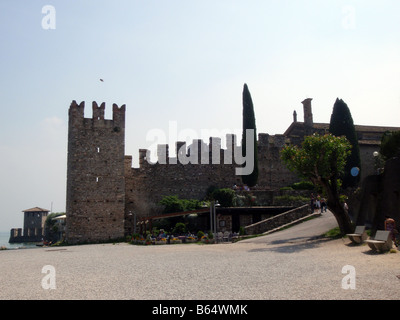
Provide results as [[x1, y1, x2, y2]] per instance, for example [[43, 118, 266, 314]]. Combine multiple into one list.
[[233, 184, 251, 191], [310, 193, 327, 213]]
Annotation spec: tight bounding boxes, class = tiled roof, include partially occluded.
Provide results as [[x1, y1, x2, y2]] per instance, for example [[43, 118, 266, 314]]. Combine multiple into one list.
[[354, 124, 400, 132], [22, 207, 50, 213], [284, 121, 400, 136]]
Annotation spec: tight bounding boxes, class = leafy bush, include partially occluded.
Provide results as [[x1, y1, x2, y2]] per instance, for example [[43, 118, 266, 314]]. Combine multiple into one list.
[[211, 188, 236, 207], [172, 222, 187, 235], [274, 195, 309, 206], [280, 186, 294, 191], [159, 195, 202, 213], [291, 181, 314, 190]]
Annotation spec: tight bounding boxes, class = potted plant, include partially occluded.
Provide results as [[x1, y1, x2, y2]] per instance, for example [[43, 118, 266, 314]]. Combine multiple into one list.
[[207, 231, 215, 244], [186, 235, 197, 243]]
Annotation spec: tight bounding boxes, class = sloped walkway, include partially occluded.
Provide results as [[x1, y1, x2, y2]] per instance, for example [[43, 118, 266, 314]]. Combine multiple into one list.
[[240, 209, 338, 244]]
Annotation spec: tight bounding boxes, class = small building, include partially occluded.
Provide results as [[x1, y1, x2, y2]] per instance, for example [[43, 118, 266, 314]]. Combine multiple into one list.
[[51, 214, 66, 242], [9, 207, 50, 243]]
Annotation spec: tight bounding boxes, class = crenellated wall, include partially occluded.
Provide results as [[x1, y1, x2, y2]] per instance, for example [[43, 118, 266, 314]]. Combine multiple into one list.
[[65, 98, 399, 240], [124, 133, 299, 219], [66, 101, 126, 244], [9, 227, 45, 243]]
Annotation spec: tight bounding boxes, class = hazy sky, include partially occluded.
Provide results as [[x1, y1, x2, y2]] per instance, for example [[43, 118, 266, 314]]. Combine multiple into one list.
[[1, 0, 399, 231]]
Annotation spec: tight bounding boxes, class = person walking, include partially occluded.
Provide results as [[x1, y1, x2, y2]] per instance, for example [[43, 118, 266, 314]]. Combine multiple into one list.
[[320, 197, 327, 213], [315, 195, 321, 213]]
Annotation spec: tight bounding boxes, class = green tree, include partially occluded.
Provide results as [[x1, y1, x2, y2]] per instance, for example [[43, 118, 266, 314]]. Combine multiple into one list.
[[380, 130, 400, 161], [44, 212, 65, 242], [329, 98, 361, 188], [241, 83, 259, 187], [172, 222, 187, 235], [211, 188, 236, 207], [280, 133, 353, 234], [159, 195, 201, 214]]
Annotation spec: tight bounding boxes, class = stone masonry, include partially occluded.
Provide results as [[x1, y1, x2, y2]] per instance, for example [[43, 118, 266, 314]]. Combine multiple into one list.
[[65, 98, 399, 243], [124, 133, 299, 220], [9, 207, 49, 243], [66, 101, 126, 244]]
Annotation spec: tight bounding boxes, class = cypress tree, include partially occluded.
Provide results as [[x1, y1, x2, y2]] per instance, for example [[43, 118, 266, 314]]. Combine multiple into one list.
[[241, 83, 259, 187], [329, 98, 361, 188]]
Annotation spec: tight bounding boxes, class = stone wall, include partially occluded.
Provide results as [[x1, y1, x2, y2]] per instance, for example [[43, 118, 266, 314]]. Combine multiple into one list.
[[64, 100, 397, 241], [9, 228, 44, 243], [66, 101, 126, 244], [216, 206, 294, 233], [244, 204, 311, 235], [355, 156, 400, 232], [125, 133, 299, 218], [23, 211, 47, 230]]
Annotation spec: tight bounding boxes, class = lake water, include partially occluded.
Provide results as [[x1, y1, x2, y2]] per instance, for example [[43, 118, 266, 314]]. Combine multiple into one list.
[[0, 231, 39, 249]]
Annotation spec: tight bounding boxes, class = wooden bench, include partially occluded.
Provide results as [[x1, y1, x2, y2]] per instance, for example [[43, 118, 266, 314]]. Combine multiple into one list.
[[365, 230, 393, 253], [346, 226, 367, 244]]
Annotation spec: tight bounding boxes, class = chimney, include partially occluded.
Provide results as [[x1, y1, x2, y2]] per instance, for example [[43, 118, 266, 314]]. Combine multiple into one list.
[[301, 98, 313, 126]]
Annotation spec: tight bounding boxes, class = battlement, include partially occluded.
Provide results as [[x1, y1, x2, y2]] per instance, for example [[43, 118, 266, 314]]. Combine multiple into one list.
[[9, 228, 44, 243], [69, 100, 85, 118], [92, 101, 105, 120], [69, 100, 126, 127], [137, 134, 240, 167], [135, 132, 286, 168]]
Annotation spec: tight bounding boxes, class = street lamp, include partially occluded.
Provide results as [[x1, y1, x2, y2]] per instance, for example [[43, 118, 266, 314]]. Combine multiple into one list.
[[373, 151, 380, 174], [214, 201, 220, 238], [128, 211, 137, 234], [209, 201, 220, 242]]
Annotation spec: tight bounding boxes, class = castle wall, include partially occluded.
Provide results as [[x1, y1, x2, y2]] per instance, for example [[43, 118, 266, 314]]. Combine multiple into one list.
[[9, 228, 44, 243], [64, 99, 397, 238], [125, 133, 299, 219], [358, 143, 379, 182], [257, 134, 299, 190], [355, 157, 400, 231], [124, 128, 384, 221], [66, 101, 126, 244], [125, 137, 239, 218]]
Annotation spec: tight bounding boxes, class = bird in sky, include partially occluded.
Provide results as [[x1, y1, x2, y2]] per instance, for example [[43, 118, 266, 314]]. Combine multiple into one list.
[[100, 79, 104, 82]]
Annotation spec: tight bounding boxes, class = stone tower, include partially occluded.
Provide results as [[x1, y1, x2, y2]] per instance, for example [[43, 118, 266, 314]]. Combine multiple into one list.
[[9, 207, 50, 243], [66, 101, 126, 244]]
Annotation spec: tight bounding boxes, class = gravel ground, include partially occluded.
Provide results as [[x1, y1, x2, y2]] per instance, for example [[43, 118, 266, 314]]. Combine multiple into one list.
[[1, 213, 399, 300]]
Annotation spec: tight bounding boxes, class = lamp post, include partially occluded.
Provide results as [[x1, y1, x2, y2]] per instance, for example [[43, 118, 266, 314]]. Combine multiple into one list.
[[373, 151, 380, 174], [214, 201, 220, 237], [209, 201, 214, 237], [209, 201, 220, 242], [128, 211, 137, 235]]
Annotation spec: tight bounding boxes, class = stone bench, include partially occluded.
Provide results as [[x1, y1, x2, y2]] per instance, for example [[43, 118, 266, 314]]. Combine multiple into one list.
[[346, 226, 367, 244], [365, 230, 392, 253]]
